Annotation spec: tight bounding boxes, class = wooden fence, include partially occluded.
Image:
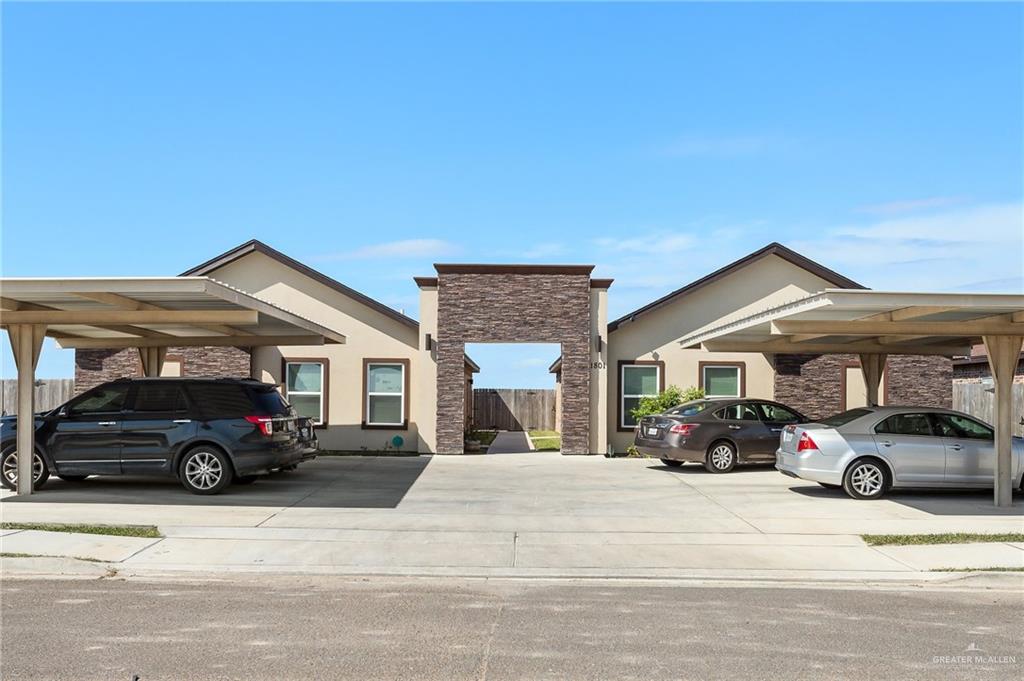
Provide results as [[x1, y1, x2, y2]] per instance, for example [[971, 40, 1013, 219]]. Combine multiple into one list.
[[1, 379, 76, 416], [953, 381, 1024, 437], [473, 388, 556, 432]]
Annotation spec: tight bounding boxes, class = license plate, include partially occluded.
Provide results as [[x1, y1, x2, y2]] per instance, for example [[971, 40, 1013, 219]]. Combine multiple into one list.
[[646, 427, 658, 436]]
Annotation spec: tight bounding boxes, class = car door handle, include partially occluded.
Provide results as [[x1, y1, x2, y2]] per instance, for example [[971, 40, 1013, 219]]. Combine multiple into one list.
[[948, 443, 963, 451], [728, 425, 742, 430], [770, 428, 783, 433], [878, 440, 893, 447], [173, 419, 192, 424], [97, 421, 118, 426]]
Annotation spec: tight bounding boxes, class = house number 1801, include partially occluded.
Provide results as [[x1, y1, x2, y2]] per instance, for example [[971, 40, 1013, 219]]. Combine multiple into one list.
[[591, 361, 607, 369]]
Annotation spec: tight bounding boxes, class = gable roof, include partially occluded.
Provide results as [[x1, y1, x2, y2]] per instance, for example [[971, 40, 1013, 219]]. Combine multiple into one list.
[[607, 242, 864, 332], [181, 239, 418, 329]]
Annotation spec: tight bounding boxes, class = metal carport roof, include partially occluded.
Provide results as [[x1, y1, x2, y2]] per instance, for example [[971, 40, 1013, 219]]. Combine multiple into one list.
[[677, 289, 1024, 508], [0, 276, 347, 496]]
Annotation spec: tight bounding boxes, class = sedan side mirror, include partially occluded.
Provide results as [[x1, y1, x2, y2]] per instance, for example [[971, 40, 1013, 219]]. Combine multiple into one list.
[[58, 407, 68, 418]]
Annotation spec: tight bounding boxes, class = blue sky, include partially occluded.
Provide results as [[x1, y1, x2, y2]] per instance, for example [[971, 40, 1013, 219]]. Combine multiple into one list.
[[2, 2, 1022, 386]]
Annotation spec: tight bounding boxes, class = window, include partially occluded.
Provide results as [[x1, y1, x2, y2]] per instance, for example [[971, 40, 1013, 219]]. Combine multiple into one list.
[[875, 413, 934, 437], [666, 401, 710, 417], [364, 360, 407, 428], [932, 413, 993, 440], [285, 360, 326, 425], [756, 403, 802, 424], [820, 408, 873, 427], [132, 383, 186, 413], [69, 384, 129, 415], [700, 363, 744, 397], [619, 362, 662, 429], [714, 403, 760, 421], [184, 383, 254, 419]]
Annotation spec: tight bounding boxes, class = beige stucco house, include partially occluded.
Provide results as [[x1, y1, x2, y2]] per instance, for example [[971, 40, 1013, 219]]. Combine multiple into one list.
[[76, 240, 951, 454]]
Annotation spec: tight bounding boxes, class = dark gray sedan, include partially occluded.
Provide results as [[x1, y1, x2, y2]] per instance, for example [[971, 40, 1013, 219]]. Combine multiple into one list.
[[633, 398, 807, 472]]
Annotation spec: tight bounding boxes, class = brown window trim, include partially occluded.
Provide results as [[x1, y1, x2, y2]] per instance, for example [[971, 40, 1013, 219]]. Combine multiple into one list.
[[362, 358, 410, 431], [281, 357, 331, 428], [698, 361, 747, 398], [163, 354, 184, 376], [617, 360, 666, 432], [839, 360, 890, 411]]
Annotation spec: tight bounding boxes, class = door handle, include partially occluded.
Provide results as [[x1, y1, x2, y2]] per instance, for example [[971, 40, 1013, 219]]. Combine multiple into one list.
[[770, 428, 783, 433], [728, 425, 742, 430], [879, 440, 893, 447], [97, 421, 118, 426], [173, 419, 192, 424], [949, 444, 963, 451]]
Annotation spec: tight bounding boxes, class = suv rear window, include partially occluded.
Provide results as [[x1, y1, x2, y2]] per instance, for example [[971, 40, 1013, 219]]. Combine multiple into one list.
[[185, 383, 255, 419], [818, 409, 873, 427], [250, 387, 291, 416]]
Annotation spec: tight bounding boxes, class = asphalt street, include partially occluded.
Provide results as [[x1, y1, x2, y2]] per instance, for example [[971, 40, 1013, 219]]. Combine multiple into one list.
[[2, 576, 1021, 680]]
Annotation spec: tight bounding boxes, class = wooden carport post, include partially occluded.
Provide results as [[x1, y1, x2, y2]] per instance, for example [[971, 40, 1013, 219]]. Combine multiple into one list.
[[7, 324, 46, 495], [138, 346, 167, 377], [858, 353, 887, 407], [983, 335, 1023, 508]]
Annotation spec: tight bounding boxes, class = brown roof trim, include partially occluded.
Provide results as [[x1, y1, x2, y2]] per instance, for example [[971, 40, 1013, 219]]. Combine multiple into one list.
[[590, 278, 614, 289], [434, 263, 595, 275], [414, 276, 439, 288], [181, 240, 418, 329], [548, 356, 562, 373], [607, 242, 865, 332], [464, 354, 481, 373]]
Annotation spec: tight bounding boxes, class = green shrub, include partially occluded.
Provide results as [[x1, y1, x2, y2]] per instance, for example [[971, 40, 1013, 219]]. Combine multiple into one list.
[[629, 385, 704, 422]]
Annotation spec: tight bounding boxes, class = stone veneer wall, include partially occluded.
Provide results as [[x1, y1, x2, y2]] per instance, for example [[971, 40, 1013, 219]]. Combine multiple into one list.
[[436, 272, 591, 454], [773, 353, 952, 420], [75, 346, 252, 394]]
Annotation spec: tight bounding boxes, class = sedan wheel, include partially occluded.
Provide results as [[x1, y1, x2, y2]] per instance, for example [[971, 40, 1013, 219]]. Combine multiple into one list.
[[179, 448, 232, 495], [704, 442, 737, 473], [843, 460, 889, 500], [0, 448, 49, 491]]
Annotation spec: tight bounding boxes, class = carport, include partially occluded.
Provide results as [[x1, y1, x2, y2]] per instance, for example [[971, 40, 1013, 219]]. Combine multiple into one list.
[[0, 276, 347, 496], [677, 290, 1024, 507]]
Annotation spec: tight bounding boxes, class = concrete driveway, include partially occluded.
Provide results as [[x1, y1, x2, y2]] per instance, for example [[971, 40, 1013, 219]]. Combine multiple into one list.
[[3, 454, 1022, 580]]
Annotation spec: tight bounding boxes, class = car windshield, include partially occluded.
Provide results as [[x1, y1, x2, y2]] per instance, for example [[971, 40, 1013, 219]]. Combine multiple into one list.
[[666, 401, 710, 417], [818, 408, 873, 427], [250, 387, 291, 416]]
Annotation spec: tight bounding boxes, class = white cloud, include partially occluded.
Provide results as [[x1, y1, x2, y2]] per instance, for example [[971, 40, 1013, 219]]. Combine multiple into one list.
[[789, 201, 1024, 292], [594, 232, 696, 255], [856, 196, 965, 216], [516, 357, 550, 368], [314, 238, 459, 261]]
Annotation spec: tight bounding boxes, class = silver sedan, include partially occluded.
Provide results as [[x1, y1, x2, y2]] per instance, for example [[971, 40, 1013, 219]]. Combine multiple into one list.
[[776, 406, 1024, 499]]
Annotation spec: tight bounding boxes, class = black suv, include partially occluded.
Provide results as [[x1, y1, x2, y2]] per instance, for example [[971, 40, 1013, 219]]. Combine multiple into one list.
[[0, 378, 318, 495]]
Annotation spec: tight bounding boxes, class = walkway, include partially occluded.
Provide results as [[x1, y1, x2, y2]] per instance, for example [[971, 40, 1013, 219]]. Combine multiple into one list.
[[486, 431, 532, 454]]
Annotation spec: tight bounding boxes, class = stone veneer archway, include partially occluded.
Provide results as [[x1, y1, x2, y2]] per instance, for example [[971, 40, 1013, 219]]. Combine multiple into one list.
[[434, 265, 594, 455]]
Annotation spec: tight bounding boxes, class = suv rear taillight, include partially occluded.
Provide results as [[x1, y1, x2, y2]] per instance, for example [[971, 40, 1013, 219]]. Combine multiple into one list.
[[796, 431, 818, 452], [244, 415, 274, 436], [669, 423, 699, 436]]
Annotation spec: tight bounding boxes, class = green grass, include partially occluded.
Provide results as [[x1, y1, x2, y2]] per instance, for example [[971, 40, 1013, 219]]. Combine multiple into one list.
[[862, 533, 1024, 546], [932, 567, 1024, 572], [528, 430, 561, 451], [1, 522, 162, 539]]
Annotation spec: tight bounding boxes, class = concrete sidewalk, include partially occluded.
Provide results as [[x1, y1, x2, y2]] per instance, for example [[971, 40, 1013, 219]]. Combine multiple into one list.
[[485, 431, 531, 454], [2, 454, 1022, 582]]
